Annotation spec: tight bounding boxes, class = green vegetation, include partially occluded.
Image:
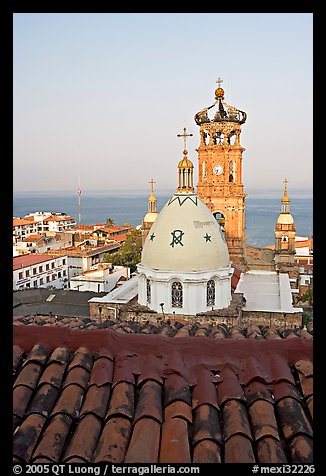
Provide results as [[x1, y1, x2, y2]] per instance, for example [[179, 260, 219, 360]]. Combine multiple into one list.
[[103, 228, 142, 273]]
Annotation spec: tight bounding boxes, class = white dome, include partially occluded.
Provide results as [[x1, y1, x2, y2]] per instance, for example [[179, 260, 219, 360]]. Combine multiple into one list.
[[140, 192, 230, 272]]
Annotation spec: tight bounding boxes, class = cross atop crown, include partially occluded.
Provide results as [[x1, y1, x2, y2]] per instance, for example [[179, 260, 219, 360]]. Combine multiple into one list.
[[216, 77, 223, 88]]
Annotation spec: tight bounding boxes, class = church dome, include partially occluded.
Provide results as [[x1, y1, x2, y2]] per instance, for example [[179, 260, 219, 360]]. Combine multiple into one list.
[[143, 211, 158, 224], [140, 192, 230, 272], [276, 213, 294, 225]]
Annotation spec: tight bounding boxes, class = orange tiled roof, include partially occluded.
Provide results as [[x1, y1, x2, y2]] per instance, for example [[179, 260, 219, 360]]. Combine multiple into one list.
[[13, 218, 35, 227], [13, 254, 60, 270], [43, 215, 75, 222], [21, 234, 43, 242], [13, 324, 313, 464]]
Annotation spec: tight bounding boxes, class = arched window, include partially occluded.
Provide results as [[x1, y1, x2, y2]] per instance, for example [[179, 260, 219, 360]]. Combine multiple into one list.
[[207, 280, 215, 306], [171, 281, 183, 308], [146, 279, 151, 304]]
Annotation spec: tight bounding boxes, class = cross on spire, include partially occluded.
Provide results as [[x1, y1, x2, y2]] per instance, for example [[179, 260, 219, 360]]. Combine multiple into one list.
[[177, 127, 193, 152], [149, 178, 156, 195], [216, 77, 223, 88], [283, 177, 288, 190]]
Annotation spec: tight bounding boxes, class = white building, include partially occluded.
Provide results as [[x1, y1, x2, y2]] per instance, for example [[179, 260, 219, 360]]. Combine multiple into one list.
[[137, 148, 233, 315], [13, 254, 69, 290], [234, 270, 303, 315], [69, 264, 129, 293]]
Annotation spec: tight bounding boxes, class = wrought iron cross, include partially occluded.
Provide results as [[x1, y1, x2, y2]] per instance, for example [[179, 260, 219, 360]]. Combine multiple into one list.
[[177, 127, 193, 151], [149, 178, 155, 195], [216, 77, 223, 88], [283, 178, 288, 190]]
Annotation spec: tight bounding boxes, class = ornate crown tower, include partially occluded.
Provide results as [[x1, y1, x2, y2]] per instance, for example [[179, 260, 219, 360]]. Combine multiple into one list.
[[194, 79, 247, 268]]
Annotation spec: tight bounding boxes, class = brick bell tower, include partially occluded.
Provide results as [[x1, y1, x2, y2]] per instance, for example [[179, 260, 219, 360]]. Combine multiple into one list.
[[194, 78, 248, 268]]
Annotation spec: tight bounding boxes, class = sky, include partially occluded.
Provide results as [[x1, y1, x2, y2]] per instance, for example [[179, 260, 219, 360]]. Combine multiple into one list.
[[13, 12, 313, 194]]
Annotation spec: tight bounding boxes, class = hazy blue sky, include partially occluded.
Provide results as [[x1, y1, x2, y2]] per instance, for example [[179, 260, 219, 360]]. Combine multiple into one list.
[[13, 13, 313, 194]]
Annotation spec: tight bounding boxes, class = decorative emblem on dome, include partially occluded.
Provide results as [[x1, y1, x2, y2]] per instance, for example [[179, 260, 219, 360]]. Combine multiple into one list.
[[194, 78, 247, 125], [170, 229, 184, 248]]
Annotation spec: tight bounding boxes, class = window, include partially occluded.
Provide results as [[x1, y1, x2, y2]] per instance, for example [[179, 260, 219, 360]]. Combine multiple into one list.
[[207, 280, 215, 306], [46, 264, 50, 271], [39, 278, 44, 285], [46, 276, 50, 283], [25, 270, 30, 277], [33, 268, 37, 275], [52, 274, 56, 281], [171, 281, 183, 308], [51, 262, 55, 269], [63, 270, 67, 276], [146, 279, 151, 304], [62, 258, 66, 265], [18, 272, 23, 280], [58, 272, 61, 279], [39, 266, 43, 273], [33, 280, 37, 287]]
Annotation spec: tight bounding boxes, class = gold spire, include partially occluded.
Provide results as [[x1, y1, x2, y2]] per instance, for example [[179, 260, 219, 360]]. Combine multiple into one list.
[[176, 128, 194, 193], [147, 178, 157, 213], [282, 178, 290, 203]]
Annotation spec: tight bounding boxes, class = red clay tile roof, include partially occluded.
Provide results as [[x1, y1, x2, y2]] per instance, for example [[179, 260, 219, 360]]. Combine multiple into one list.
[[13, 325, 313, 464]]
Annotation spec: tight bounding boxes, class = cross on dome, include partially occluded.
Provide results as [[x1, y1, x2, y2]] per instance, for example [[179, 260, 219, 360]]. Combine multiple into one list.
[[177, 127, 193, 153]]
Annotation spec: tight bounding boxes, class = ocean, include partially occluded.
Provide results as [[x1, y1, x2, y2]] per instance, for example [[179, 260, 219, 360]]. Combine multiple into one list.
[[13, 189, 313, 248]]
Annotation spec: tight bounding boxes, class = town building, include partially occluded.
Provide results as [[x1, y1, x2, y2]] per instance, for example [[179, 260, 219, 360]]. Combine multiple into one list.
[[13, 254, 69, 290], [49, 242, 121, 280], [69, 263, 129, 293]]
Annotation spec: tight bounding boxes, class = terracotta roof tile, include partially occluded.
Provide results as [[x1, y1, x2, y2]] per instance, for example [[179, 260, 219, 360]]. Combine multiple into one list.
[[13, 413, 47, 463], [106, 382, 134, 420], [159, 417, 191, 463], [26, 383, 59, 417], [31, 413, 72, 463], [134, 380, 163, 423], [277, 397, 313, 440], [256, 437, 288, 463], [94, 417, 132, 463], [164, 374, 192, 406], [13, 345, 24, 375], [80, 384, 111, 419], [67, 347, 93, 372], [217, 366, 246, 405], [224, 434, 256, 463], [294, 359, 313, 399], [222, 399, 253, 442], [125, 418, 161, 463], [89, 357, 114, 386], [63, 414, 102, 463], [248, 399, 279, 441], [14, 362, 44, 389], [288, 435, 313, 463], [193, 439, 222, 463], [38, 362, 67, 388], [244, 380, 274, 406], [12, 325, 313, 464], [192, 370, 219, 410], [165, 400, 192, 423], [63, 366, 90, 390], [192, 404, 222, 445], [52, 383, 85, 419]]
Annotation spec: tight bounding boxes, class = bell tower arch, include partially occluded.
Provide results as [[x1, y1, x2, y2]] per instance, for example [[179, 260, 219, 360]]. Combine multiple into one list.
[[194, 79, 247, 268]]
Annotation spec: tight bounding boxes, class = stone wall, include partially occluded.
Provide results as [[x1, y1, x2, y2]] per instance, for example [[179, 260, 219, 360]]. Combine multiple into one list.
[[240, 310, 302, 328]]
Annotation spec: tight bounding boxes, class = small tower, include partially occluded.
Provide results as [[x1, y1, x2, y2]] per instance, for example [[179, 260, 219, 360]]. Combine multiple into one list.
[[274, 178, 296, 272], [194, 79, 247, 269], [141, 179, 158, 244]]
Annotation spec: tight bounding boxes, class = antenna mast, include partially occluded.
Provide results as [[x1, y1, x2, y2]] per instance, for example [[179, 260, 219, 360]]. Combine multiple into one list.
[[77, 175, 82, 225]]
